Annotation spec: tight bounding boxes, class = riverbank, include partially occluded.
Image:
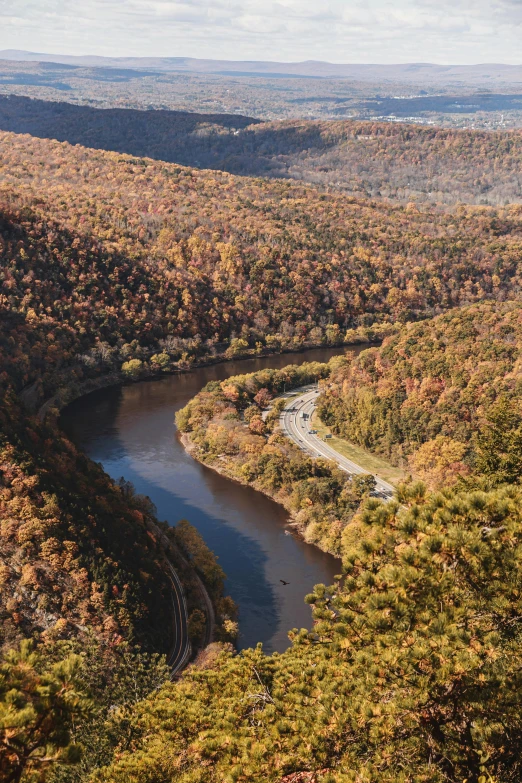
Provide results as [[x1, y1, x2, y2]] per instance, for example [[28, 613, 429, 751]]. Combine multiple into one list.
[[180, 431, 305, 537], [144, 514, 216, 664], [175, 355, 386, 558], [60, 348, 345, 653], [36, 335, 382, 422], [33, 376, 239, 669]]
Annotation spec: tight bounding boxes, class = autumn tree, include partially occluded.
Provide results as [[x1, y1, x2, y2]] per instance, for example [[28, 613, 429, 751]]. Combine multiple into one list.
[[474, 396, 522, 485], [410, 435, 469, 488], [91, 483, 522, 783]]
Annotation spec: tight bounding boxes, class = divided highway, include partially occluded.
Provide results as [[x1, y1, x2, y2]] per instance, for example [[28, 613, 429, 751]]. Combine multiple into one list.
[[279, 387, 395, 500]]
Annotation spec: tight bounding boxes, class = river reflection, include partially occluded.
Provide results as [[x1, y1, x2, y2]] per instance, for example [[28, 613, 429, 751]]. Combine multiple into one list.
[[60, 346, 363, 653]]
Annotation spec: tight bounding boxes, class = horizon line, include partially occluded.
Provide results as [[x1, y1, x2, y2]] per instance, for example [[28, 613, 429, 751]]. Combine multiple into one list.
[[1, 50, 521, 69]]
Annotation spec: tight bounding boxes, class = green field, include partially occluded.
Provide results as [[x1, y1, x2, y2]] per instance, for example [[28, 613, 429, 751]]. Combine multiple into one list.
[[312, 412, 407, 486]]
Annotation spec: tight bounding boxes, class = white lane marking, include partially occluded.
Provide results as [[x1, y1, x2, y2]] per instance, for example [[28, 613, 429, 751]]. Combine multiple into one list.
[[281, 389, 394, 497]]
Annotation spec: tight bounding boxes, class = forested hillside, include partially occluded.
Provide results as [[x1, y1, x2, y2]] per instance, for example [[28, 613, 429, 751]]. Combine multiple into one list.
[[0, 394, 176, 653], [0, 199, 234, 782], [318, 301, 522, 487], [2, 96, 522, 203], [0, 95, 259, 163], [2, 128, 522, 782], [94, 303, 522, 783], [2, 130, 522, 361], [90, 481, 522, 783], [0, 206, 175, 652]]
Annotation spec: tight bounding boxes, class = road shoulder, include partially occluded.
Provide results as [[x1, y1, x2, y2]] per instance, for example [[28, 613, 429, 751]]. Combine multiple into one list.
[[311, 411, 406, 487]]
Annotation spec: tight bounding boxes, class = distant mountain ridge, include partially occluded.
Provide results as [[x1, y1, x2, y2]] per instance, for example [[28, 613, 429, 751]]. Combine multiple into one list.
[[2, 50, 522, 85], [1, 94, 521, 206]]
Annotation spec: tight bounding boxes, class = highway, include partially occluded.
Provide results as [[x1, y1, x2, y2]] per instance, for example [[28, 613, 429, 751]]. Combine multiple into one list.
[[279, 387, 395, 500]]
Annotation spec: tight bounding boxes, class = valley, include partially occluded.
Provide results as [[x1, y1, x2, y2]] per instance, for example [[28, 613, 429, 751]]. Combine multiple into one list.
[[1, 57, 522, 782], [2, 95, 522, 203], [59, 348, 345, 655]]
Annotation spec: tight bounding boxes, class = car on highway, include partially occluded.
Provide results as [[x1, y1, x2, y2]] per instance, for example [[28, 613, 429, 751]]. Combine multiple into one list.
[[308, 430, 318, 435]]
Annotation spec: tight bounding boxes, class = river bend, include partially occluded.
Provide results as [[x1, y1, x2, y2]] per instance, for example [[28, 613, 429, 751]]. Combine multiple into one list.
[[60, 347, 357, 653]]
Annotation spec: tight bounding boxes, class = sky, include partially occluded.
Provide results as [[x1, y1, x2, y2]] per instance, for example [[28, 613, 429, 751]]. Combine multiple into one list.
[[0, 0, 520, 64]]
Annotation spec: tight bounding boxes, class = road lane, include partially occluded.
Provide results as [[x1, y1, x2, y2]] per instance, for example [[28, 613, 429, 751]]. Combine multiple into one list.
[[279, 387, 395, 499]]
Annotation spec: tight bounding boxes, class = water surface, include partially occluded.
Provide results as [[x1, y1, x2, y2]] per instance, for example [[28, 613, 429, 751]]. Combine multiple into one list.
[[61, 346, 359, 653]]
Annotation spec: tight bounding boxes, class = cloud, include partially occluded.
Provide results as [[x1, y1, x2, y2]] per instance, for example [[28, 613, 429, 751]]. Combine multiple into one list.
[[0, 0, 521, 63]]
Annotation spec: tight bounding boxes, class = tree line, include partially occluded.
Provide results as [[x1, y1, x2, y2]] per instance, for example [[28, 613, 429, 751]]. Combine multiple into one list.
[[2, 130, 522, 781]]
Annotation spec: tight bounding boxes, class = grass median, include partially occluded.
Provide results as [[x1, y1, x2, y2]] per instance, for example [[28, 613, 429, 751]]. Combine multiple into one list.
[[311, 412, 407, 486]]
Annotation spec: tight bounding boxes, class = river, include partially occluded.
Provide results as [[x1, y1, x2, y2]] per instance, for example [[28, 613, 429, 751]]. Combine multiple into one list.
[[60, 346, 361, 654]]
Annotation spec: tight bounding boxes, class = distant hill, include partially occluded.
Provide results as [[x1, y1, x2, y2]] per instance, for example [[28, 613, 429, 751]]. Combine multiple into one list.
[[0, 94, 259, 161], [1, 94, 522, 205], [3, 50, 522, 86]]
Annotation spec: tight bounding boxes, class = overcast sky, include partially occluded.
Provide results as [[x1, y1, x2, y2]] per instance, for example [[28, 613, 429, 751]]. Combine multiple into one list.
[[0, 0, 520, 64]]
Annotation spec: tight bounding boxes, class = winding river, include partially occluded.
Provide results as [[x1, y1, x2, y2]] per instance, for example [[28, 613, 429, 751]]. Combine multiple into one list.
[[60, 346, 360, 654]]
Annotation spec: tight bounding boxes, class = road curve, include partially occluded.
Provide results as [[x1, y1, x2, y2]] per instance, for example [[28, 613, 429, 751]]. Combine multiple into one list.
[[149, 515, 216, 676], [166, 562, 192, 674], [279, 387, 395, 499], [145, 518, 191, 675]]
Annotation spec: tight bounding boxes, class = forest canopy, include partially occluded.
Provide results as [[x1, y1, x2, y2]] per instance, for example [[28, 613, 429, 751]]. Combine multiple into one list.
[[2, 126, 522, 782], [92, 482, 522, 783], [2, 130, 522, 374], [317, 300, 522, 488], [2, 96, 522, 204]]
